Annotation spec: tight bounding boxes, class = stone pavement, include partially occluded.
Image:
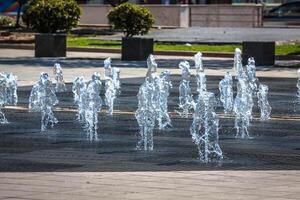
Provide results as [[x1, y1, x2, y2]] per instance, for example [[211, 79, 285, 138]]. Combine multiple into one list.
[[0, 48, 298, 87], [0, 48, 300, 200], [0, 171, 299, 200]]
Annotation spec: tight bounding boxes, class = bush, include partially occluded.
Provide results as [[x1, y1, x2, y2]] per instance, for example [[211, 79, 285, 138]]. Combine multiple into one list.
[[107, 3, 155, 37], [22, 0, 81, 33], [0, 16, 15, 27]]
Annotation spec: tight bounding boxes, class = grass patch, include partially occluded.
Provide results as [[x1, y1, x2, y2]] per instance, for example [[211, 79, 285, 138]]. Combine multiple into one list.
[[67, 37, 121, 48], [67, 37, 300, 55], [275, 44, 300, 55], [154, 43, 240, 53]]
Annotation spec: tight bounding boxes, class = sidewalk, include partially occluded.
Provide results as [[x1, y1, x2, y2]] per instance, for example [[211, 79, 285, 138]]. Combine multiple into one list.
[[1, 171, 299, 200], [0, 48, 298, 87]]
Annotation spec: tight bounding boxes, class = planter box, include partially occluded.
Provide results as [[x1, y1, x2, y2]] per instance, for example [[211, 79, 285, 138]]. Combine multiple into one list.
[[242, 41, 275, 66], [122, 37, 153, 61], [35, 34, 66, 57]]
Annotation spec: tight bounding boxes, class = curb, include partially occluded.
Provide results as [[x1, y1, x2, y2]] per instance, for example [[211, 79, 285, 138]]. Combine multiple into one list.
[[0, 43, 299, 61]]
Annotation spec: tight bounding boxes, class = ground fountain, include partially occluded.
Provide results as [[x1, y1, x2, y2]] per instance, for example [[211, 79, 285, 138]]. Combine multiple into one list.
[[0, 72, 18, 124], [232, 49, 272, 138], [146, 54, 157, 77], [219, 72, 233, 114], [72, 76, 86, 122], [104, 57, 112, 78], [157, 70, 172, 130], [234, 48, 244, 80], [135, 55, 172, 150], [103, 57, 121, 115], [194, 52, 206, 95], [105, 77, 116, 115], [178, 61, 194, 118], [29, 72, 58, 132], [136, 76, 156, 150], [72, 73, 103, 141], [246, 58, 258, 96], [53, 63, 66, 92], [83, 72, 103, 141], [111, 67, 121, 95], [257, 84, 272, 121], [190, 91, 223, 163], [232, 49, 255, 139], [233, 73, 254, 139], [297, 69, 300, 101], [196, 71, 207, 95], [194, 52, 204, 73]]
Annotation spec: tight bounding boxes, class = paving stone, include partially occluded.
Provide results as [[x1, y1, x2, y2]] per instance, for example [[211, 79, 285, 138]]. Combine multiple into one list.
[[0, 55, 300, 199]]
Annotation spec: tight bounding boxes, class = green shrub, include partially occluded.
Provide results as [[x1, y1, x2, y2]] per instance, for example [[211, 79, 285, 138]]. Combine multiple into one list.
[[0, 16, 15, 27], [22, 0, 81, 33], [107, 3, 155, 37]]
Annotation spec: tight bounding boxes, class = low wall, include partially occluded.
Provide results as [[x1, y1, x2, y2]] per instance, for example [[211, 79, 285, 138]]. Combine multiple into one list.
[[80, 5, 111, 25], [79, 5, 183, 27], [79, 4, 262, 28], [190, 5, 262, 27]]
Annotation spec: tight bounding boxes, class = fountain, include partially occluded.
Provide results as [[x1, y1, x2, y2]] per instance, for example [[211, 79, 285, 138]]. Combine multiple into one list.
[[104, 57, 112, 78], [135, 55, 172, 150], [0, 73, 8, 124], [232, 48, 256, 138], [112, 67, 121, 95], [29, 72, 58, 132], [234, 48, 244, 80], [257, 84, 272, 121], [0, 72, 18, 124], [103, 57, 121, 115], [72, 76, 86, 122], [83, 72, 103, 141], [146, 54, 157, 77], [136, 76, 156, 150], [219, 72, 233, 114], [157, 70, 172, 130], [194, 52, 204, 73], [105, 77, 116, 115], [196, 72, 207, 95], [233, 74, 254, 139], [190, 91, 223, 163], [297, 69, 300, 101], [246, 58, 258, 96], [178, 61, 194, 118], [53, 63, 66, 92], [232, 49, 272, 137], [194, 52, 207, 98]]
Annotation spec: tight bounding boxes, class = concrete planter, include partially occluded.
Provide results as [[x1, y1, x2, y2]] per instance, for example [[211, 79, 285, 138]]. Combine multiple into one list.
[[242, 41, 275, 66], [122, 37, 153, 61], [35, 34, 67, 57]]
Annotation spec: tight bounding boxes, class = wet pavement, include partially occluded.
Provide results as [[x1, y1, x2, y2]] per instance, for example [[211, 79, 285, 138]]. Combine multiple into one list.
[[1, 51, 300, 199], [0, 74, 300, 172]]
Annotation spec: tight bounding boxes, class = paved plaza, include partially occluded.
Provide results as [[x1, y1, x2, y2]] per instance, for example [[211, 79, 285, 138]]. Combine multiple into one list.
[[0, 49, 300, 199], [0, 171, 300, 200], [99, 27, 300, 43]]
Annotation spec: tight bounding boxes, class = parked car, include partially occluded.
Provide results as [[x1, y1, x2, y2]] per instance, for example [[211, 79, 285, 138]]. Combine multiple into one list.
[[264, 1, 300, 26]]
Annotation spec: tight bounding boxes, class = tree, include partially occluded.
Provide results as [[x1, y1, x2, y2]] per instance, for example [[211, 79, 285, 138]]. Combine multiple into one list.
[[108, 3, 155, 37], [22, 0, 81, 33]]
